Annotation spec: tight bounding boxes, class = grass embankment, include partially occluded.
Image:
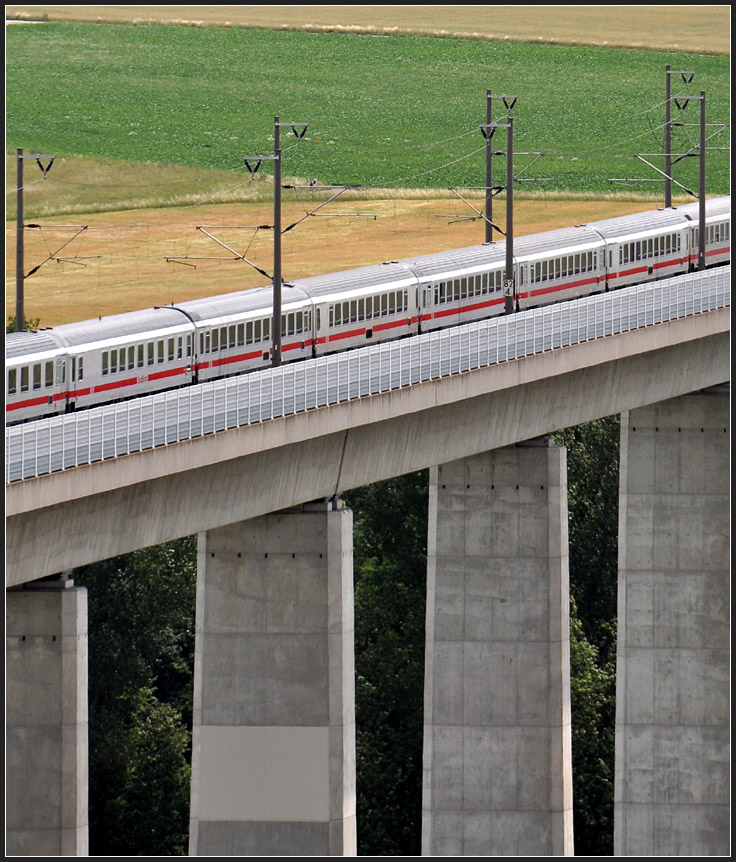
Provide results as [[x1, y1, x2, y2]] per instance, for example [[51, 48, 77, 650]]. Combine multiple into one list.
[[5, 21, 729, 324]]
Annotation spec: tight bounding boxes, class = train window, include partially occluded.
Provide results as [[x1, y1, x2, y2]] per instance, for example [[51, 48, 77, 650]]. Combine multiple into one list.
[[254, 319, 262, 342], [263, 318, 270, 340], [342, 301, 349, 324], [177, 337, 183, 360], [45, 361, 54, 387], [147, 342, 154, 365], [358, 299, 365, 321], [388, 293, 395, 314], [296, 311, 303, 332], [137, 345, 144, 368], [229, 325, 235, 348], [102, 352, 109, 376], [349, 302, 356, 324], [212, 329, 219, 351], [32, 364, 41, 390], [78, 358, 84, 382], [8, 369, 17, 395], [21, 367, 29, 392], [187, 335, 192, 357], [157, 340, 164, 363], [246, 322, 253, 344], [111, 351, 118, 374], [237, 324, 244, 346], [366, 296, 373, 318], [127, 346, 134, 370], [220, 327, 227, 349]]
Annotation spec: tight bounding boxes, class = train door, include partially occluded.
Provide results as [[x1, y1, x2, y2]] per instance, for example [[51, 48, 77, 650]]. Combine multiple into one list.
[[57, 355, 71, 412]]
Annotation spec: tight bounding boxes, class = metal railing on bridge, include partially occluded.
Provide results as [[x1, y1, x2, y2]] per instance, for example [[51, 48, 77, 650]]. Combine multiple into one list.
[[6, 266, 730, 484]]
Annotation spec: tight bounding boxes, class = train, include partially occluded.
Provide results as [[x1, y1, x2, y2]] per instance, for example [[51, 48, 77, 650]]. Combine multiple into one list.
[[6, 195, 730, 425]]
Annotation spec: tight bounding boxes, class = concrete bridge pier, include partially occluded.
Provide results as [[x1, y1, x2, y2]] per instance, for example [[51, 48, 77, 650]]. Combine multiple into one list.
[[5, 575, 89, 856], [188, 498, 356, 856], [422, 440, 574, 856], [615, 389, 730, 855]]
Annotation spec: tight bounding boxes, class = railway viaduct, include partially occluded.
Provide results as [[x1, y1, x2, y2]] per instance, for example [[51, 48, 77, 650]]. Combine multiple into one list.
[[6, 291, 730, 856]]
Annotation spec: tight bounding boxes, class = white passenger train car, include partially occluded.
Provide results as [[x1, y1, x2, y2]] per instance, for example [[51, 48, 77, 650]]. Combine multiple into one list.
[[6, 196, 729, 425]]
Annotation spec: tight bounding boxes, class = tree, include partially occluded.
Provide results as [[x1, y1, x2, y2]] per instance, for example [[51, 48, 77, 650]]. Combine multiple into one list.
[[555, 417, 620, 852], [345, 472, 428, 856], [75, 537, 196, 856], [6, 315, 40, 332], [554, 417, 620, 662]]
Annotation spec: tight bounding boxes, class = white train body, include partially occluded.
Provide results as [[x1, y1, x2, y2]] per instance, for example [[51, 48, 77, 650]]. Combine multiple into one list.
[[6, 197, 730, 425]]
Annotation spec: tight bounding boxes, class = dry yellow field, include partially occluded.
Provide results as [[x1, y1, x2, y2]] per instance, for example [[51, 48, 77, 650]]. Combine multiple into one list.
[[6, 5, 731, 55], [9, 195, 660, 326]]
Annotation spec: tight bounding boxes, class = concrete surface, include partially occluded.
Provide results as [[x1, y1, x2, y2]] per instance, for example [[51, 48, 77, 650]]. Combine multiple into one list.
[[422, 442, 574, 855], [6, 577, 88, 856], [6, 316, 729, 586], [188, 501, 356, 856], [614, 392, 730, 855]]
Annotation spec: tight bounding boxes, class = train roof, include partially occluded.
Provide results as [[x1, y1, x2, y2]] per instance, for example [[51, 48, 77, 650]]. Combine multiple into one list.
[[399, 225, 603, 279], [584, 207, 692, 241], [174, 284, 302, 322], [9, 306, 193, 357], [675, 195, 730, 221], [6, 328, 67, 361], [292, 261, 417, 299]]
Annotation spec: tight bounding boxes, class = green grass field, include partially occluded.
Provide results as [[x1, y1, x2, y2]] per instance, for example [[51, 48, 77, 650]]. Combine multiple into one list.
[[6, 22, 730, 203]]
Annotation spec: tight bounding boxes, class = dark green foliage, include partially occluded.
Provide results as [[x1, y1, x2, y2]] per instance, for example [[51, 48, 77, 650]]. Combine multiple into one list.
[[6, 316, 41, 333], [6, 24, 730, 195], [555, 417, 620, 661], [555, 418, 620, 853], [569, 605, 616, 855], [345, 472, 429, 856], [75, 538, 196, 856], [90, 690, 191, 856]]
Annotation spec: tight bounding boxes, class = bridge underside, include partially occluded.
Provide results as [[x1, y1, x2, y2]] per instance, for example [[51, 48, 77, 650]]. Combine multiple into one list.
[[6, 317, 729, 587]]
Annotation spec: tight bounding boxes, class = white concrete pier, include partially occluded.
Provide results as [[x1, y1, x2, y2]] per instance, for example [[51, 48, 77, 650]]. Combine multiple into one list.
[[422, 441, 574, 855], [6, 577, 89, 855], [188, 500, 356, 856], [614, 391, 730, 856]]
